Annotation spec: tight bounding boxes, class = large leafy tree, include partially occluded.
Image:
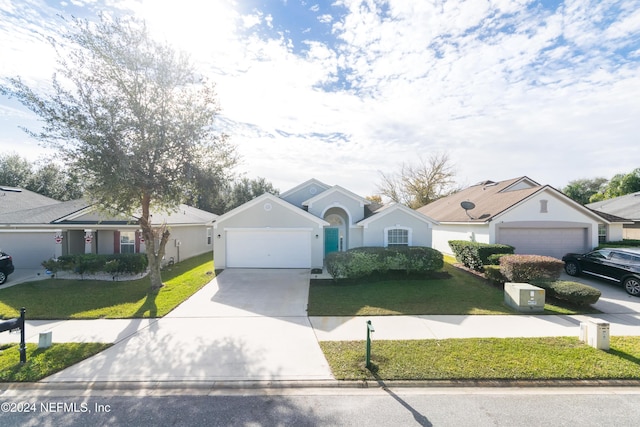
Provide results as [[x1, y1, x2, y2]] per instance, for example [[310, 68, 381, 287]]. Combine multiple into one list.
[[1, 16, 236, 290], [562, 177, 607, 205], [0, 153, 82, 200], [0, 153, 33, 187], [589, 168, 640, 203], [377, 153, 457, 209]]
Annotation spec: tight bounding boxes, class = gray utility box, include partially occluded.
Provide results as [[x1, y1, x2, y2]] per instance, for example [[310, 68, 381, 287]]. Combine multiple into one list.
[[504, 283, 545, 312]]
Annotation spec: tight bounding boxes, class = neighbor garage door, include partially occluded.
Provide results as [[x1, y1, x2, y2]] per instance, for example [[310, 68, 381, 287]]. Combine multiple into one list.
[[0, 232, 56, 268], [226, 229, 311, 268], [497, 227, 588, 259]]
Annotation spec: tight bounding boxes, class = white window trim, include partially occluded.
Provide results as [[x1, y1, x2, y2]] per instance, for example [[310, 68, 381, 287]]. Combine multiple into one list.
[[120, 231, 136, 254], [207, 228, 213, 245], [384, 226, 412, 247]]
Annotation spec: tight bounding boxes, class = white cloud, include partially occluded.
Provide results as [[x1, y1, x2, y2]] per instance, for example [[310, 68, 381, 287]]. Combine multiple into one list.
[[1, 0, 639, 196]]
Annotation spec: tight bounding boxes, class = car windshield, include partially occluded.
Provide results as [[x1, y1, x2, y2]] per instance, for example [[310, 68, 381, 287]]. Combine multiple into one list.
[[587, 250, 610, 259]]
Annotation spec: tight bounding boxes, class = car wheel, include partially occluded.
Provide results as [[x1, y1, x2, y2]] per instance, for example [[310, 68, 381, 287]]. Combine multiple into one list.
[[0, 271, 6, 285], [624, 277, 640, 296], [564, 261, 580, 276]]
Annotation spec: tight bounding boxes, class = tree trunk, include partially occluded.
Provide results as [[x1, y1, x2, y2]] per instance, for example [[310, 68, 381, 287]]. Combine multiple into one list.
[[139, 194, 171, 291]]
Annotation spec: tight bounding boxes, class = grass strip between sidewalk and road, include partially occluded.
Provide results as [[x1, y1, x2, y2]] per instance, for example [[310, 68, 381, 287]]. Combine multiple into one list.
[[320, 336, 640, 381], [0, 253, 214, 319], [0, 343, 111, 382]]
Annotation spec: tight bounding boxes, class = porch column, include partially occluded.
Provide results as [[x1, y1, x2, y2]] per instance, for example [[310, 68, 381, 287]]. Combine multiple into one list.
[[53, 229, 64, 259], [84, 229, 94, 254]]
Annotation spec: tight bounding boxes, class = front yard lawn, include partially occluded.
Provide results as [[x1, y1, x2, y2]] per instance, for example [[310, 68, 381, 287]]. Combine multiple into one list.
[[0, 343, 111, 382], [321, 336, 640, 381], [0, 253, 214, 319], [308, 260, 597, 316]]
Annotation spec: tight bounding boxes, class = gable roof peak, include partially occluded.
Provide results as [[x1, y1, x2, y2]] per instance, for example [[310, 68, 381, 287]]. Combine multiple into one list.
[[279, 178, 331, 198]]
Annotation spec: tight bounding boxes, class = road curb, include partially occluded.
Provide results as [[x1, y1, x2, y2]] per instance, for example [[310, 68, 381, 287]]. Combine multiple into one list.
[[2, 379, 640, 395]]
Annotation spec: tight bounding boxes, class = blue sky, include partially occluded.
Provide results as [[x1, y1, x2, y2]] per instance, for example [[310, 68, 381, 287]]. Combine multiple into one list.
[[1, 0, 639, 197]]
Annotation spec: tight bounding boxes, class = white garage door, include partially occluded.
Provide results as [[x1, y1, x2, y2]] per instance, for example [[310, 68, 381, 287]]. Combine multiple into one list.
[[498, 228, 588, 259], [0, 232, 56, 268], [226, 229, 311, 268]]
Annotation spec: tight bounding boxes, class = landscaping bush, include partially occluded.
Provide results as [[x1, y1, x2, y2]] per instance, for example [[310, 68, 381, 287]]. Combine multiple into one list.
[[324, 246, 443, 280], [486, 253, 511, 266], [533, 280, 602, 306], [42, 253, 148, 278], [448, 241, 515, 271], [483, 265, 507, 285], [499, 254, 564, 282], [596, 239, 640, 249]]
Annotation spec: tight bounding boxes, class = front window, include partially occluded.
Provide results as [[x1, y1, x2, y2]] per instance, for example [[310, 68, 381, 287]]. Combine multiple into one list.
[[120, 231, 135, 254], [386, 228, 409, 247], [207, 228, 212, 245], [598, 224, 607, 244]]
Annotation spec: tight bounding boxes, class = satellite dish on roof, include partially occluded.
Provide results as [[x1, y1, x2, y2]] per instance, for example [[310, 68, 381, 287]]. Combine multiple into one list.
[[460, 201, 475, 211], [460, 201, 476, 219]]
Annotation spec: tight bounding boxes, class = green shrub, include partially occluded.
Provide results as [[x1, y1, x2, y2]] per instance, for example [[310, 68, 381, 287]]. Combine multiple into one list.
[[596, 239, 640, 249], [486, 253, 511, 265], [345, 251, 379, 279], [41, 254, 148, 278], [533, 280, 602, 306], [484, 265, 507, 285], [324, 247, 443, 280], [325, 252, 350, 280], [448, 241, 515, 271], [499, 255, 564, 282]]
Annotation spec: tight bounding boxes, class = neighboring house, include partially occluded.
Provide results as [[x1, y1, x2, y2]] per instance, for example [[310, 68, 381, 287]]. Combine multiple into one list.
[[587, 192, 640, 239], [0, 192, 217, 268], [416, 177, 627, 259], [213, 179, 438, 269], [0, 186, 60, 214]]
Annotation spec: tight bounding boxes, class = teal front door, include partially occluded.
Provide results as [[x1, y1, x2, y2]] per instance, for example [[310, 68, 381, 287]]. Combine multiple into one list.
[[324, 228, 339, 256]]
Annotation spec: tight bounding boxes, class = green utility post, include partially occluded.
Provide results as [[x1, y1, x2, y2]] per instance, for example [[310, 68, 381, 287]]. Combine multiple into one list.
[[366, 320, 375, 370]]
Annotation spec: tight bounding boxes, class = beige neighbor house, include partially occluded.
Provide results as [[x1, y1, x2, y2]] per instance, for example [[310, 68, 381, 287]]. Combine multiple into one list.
[[587, 192, 640, 240], [416, 177, 627, 259], [213, 179, 439, 269], [0, 187, 216, 269]]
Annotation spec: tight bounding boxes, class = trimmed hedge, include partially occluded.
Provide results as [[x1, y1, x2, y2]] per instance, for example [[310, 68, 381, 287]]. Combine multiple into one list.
[[499, 254, 563, 282], [42, 253, 148, 277], [483, 265, 507, 284], [533, 280, 602, 306], [324, 246, 444, 280], [448, 241, 515, 271], [596, 239, 640, 249]]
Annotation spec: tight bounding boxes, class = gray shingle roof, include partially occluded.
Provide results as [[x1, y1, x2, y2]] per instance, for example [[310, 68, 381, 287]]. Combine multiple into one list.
[[0, 186, 60, 214], [416, 177, 542, 222], [587, 192, 640, 221]]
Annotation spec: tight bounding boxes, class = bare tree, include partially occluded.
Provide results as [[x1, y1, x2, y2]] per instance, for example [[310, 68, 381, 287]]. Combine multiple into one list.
[[377, 153, 456, 209]]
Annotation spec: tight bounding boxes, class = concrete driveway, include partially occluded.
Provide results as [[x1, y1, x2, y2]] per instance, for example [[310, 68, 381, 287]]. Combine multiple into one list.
[[46, 269, 333, 383]]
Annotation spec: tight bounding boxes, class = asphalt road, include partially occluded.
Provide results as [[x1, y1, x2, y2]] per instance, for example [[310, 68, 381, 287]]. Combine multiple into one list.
[[1, 386, 639, 427]]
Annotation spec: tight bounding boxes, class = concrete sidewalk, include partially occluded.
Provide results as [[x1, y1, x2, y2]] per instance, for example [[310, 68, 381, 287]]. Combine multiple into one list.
[[3, 312, 639, 348]]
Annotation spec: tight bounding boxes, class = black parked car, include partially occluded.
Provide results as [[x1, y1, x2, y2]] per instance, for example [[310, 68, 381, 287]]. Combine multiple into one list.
[[562, 248, 640, 296], [0, 252, 15, 285]]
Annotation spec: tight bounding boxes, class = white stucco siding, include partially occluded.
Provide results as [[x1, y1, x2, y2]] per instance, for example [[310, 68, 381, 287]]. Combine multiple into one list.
[[362, 210, 434, 248], [431, 224, 490, 255], [307, 192, 365, 223], [280, 182, 328, 208], [491, 191, 600, 253], [163, 225, 213, 263], [348, 227, 364, 249]]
